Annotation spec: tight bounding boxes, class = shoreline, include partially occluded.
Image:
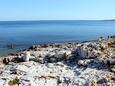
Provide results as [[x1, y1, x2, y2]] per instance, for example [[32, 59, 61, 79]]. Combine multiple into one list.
[[0, 39, 115, 85], [0, 39, 98, 57]]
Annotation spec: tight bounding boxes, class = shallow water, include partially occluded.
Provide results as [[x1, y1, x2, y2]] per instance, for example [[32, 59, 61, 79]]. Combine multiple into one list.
[[0, 20, 115, 55]]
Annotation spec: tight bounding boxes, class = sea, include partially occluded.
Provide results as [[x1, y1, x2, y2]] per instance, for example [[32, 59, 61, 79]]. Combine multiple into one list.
[[0, 20, 115, 56]]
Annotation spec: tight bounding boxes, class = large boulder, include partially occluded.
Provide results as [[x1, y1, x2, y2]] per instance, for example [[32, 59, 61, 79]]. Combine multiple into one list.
[[77, 43, 100, 59], [22, 52, 30, 62], [2, 56, 16, 64]]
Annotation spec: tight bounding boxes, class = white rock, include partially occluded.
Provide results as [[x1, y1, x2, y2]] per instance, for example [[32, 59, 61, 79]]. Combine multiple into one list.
[[23, 52, 30, 62], [0, 42, 114, 86]]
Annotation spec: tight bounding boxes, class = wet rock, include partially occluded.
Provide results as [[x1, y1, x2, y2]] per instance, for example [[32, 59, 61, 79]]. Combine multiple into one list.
[[8, 53, 18, 56], [41, 44, 49, 48], [3, 58, 10, 64], [29, 45, 37, 50]]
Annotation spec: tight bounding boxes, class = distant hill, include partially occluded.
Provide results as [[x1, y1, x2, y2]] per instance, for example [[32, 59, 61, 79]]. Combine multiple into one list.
[[104, 19, 115, 21]]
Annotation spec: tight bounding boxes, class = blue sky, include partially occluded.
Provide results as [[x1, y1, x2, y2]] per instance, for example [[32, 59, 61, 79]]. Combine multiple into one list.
[[0, 0, 115, 20]]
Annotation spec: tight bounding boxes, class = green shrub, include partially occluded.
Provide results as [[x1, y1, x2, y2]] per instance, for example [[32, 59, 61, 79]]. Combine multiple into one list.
[[8, 77, 20, 86], [99, 37, 104, 44]]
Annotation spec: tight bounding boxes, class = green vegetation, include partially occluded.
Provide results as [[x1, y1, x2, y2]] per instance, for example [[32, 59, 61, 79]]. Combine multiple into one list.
[[98, 37, 105, 51], [8, 77, 20, 86], [99, 37, 104, 44]]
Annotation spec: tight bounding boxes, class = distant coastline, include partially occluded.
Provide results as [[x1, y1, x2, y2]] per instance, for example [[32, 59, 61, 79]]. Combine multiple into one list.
[[0, 19, 115, 22], [103, 19, 115, 21]]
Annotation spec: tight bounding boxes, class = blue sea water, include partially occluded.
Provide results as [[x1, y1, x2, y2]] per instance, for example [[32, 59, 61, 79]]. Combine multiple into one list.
[[0, 20, 115, 55]]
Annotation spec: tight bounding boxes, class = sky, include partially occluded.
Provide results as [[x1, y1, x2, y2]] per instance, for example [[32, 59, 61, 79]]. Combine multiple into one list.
[[0, 0, 115, 20]]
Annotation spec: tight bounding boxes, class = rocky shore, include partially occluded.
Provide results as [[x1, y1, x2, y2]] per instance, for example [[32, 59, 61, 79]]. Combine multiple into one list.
[[0, 41, 115, 86]]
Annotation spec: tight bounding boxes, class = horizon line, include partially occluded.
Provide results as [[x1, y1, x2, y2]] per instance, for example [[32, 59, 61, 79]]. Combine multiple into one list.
[[0, 19, 115, 22]]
